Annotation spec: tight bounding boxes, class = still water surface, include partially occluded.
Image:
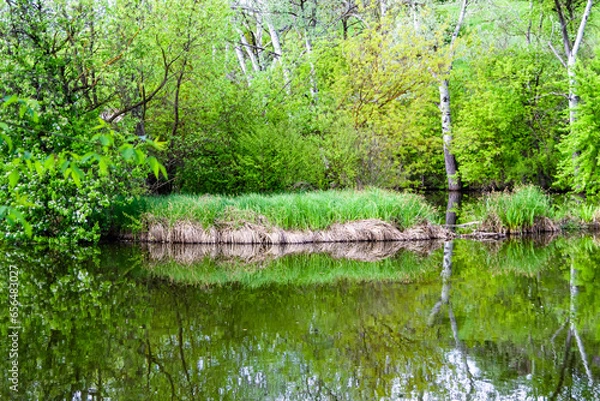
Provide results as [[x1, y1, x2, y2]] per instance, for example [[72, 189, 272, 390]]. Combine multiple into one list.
[[1, 236, 599, 400]]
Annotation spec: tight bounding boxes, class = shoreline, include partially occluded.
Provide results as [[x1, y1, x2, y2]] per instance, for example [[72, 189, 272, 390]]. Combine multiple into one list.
[[116, 218, 599, 245]]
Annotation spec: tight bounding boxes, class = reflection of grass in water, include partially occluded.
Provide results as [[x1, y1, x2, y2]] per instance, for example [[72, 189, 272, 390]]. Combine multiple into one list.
[[456, 238, 561, 276], [118, 188, 440, 232], [146, 250, 442, 288]]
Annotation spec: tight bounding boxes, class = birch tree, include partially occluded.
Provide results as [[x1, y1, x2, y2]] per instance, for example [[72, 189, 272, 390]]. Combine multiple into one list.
[[438, 0, 469, 191], [549, 0, 595, 193], [549, 0, 594, 127]]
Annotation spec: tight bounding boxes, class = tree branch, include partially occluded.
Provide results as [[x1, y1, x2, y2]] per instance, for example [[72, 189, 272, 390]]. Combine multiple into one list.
[[107, 46, 177, 123], [548, 41, 567, 68], [553, 0, 572, 56], [571, 0, 593, 59]]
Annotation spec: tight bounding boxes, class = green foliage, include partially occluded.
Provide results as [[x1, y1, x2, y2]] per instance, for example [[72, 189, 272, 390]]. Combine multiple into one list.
[[319, 11, 447, 188], [557, 55, 600, 195], [454, 48, 564, 188], [236, 123, 325, 193], [0, 97, 166, 243]]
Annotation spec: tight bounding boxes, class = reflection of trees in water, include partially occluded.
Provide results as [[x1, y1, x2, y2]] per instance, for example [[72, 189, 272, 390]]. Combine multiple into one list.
[[2, 237, 600, 400], [428, 192, 475, 397], [551, 247, 597, 400]]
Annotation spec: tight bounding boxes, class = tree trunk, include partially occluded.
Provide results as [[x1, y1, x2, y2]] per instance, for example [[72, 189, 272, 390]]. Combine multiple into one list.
[[240, 33, 260, 72], [305, 35, 318, 101], [440, 79, 461, 191], [436, 0, 468, 192]]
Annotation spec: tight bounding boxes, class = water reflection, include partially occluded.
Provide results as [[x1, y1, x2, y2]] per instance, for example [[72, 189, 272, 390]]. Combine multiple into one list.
[[145, 239, 444, 264], [0, 237, 599, 400]]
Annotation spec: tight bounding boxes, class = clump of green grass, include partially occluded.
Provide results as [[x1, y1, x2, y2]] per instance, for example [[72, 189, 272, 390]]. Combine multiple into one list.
[[554, 200, 600, 226], [462, 186, 555, 233], [122, 188, 440, 232]]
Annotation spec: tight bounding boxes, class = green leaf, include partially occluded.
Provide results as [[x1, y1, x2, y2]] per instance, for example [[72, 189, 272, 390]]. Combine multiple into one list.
[[0, 132, 12, 151], [60, 160, 70, 174], [7, 208, 32, 238], [147, 156, 160, 178], [93, 133, 113, 147], [159, 164, 168, 179], [44, 155, 56, 171], [119, 144, 135, 162], [70, 164, 84, 187], [19, 104, 27, 119], [81, 152, 97, 163], [147, 137, 167, 151], [34, 161, 44, 175], [2, 95, 19, 107], [134, 149, 146, 164], [8, 169, 19, 188], [98, 156, 110, 175]]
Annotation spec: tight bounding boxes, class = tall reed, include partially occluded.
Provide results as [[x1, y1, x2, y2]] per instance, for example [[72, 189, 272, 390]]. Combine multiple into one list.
[[127, 188, 439, 231], [463, 186, 555, 233]]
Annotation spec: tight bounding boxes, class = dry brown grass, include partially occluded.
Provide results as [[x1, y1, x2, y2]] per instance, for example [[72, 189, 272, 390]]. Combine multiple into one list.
[[128, 218, 454, 245]]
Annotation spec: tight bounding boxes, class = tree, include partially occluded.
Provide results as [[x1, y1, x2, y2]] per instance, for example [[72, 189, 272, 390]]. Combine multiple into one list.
[[548, 0, 594, 127], [437, 0, 469, 191], [0, 0, 169, 242], [549, 0, 597, 193]]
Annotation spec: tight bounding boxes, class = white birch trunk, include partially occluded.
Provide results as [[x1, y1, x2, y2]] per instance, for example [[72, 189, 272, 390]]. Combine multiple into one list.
[[234, 45, 250, 82], [436, 0, 468, 191], [240, 33, 260, 72], [550, 0, 593, 189], [305, 35, 318, 100], [440, 79, 460, 191]]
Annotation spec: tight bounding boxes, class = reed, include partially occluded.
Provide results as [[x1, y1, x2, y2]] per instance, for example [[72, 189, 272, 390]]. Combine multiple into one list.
[[124, 188, 440, 233], [462, 186, 558, 233]]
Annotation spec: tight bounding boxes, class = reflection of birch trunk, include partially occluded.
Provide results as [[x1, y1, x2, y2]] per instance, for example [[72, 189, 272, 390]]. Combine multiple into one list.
[[551, 328, 573, 399], [430, 192, 473, 388], [428, 192, 462, 324], [569, 264, 594, 384]]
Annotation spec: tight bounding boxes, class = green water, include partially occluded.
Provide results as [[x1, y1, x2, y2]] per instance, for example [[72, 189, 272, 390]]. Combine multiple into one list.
[[1, 237, 600, 400]]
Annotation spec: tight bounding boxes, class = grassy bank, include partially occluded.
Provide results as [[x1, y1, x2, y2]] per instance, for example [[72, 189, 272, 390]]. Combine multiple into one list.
[[118, 188, 440, 233], [461, 186, 600, 234], [115, 186, 600, 243]]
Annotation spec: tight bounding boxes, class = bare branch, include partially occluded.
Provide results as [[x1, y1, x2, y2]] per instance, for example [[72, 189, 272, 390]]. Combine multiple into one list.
[[548, 41, 567, 68], [553, 0, 572, 56], [107, 46, 176, 123], [450, 0, 469, 52]]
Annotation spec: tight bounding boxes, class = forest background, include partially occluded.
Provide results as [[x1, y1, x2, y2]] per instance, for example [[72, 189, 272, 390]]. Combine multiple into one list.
[[0, 0, 599, 242]]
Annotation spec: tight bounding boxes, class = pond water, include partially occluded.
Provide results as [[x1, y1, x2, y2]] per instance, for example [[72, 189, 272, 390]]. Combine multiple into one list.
[[1, 236, 599, 400]]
